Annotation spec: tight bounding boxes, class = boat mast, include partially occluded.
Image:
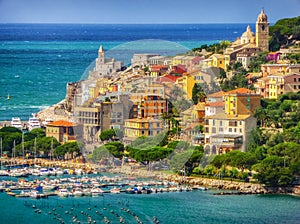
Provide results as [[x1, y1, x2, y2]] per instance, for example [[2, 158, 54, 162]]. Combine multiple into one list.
[[0, 137, 2, 170], [50, 138, 53, 166], [22, 132, 24, 160], [34, 137, 37, 166], [13, 139, 16, 167]]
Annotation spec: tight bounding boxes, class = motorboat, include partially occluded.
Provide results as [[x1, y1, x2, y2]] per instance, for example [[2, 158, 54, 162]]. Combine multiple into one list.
[[27, 114, 41, 131], [42, 118, 53, 127], [56, 188, 70, 197], [10, 117, 23, 129]]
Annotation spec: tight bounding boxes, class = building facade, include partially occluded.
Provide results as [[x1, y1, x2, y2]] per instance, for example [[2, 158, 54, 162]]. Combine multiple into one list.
[[46, 120, 76, 144]]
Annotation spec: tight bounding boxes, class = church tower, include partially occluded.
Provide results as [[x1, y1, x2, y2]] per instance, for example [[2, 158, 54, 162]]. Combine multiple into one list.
[[98, 45, 105, 64], [256, 9, 269, 52]]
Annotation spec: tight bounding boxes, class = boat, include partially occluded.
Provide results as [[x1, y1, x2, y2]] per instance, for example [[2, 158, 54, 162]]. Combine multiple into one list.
[[90, 187, 104, 196], [27, 114, 41, 131], [110, 187, 121, 194], [42, 118, 53, 127], [56, 188, 70, 197], [72, 187, 84, 196], [10, 117, 23, 129], [39, 168, 49, 176]]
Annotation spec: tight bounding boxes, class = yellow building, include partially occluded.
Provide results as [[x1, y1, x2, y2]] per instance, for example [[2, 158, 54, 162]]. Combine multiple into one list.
[[46, 120, 76, 144], [224, 88, 261, 116], [123, 117, 163, 144], [180, 69, 212, 100], [209, 54, 227, 70]]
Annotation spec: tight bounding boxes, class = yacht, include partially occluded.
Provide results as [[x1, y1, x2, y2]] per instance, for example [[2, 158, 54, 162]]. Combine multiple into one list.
[[10, 117, 23, 129], [42, 118, 53, 127], [27, 114, 41, 131]]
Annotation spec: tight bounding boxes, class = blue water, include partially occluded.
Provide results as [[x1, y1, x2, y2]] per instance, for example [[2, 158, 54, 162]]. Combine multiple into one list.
[[0, 186, 299, 224], [0, 23, 254, 121]]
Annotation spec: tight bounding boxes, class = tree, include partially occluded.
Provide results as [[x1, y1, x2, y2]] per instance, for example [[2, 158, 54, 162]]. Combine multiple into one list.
[[104, 142, 125, 159], [254, 156, 294, 187], [192, 83, 206, 104], [100, 129, 116, 141]]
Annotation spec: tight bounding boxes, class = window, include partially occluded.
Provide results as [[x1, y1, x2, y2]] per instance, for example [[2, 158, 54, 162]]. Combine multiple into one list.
[[220, 121, 223, 126], [212, 127, 216, 133], [229, 128, 232, 132], [240, 128, 242, 133], [219, 127, 223, 132], [294, 85, 297, 90], [213, 120, 215, 126], [298, 78, 300, 82], [294, 78, 297, 82], [234, 128, 237, 132], [205, 127, 209, 133]]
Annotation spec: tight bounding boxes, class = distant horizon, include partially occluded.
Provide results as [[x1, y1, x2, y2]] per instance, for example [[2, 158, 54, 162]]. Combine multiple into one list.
[[0, 22, 273, 25], [0, 0, 299, 24]]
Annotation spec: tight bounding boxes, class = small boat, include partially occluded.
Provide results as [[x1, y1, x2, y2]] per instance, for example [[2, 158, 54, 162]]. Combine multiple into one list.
[[91, 187, 104, 196], [27, 114, 41, 131], [56, 188, 70, 197], [39, 168, 49, 176], [72, 188, 84, 197], [110, 187, 121, 194], [10, 117, 23, 129], [42, 118, 53, 127]]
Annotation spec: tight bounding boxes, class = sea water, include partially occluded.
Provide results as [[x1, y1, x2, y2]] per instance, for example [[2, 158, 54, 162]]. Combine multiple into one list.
[[1, 23, 251, 121], [0, 181, 299, 224]]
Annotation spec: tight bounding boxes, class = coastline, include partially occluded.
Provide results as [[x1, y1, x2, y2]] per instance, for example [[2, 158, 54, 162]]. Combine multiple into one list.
[[36, 99, 70, 122], [4, 158, 297, 196]]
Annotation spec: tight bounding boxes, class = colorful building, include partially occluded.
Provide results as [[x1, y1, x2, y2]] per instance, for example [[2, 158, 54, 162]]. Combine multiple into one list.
[[224, 88, 261, 116], [204, 114, 257, 153], [123, 117, 163, 144], [255, 73, 300, 99], [46, 120, 76, 144]]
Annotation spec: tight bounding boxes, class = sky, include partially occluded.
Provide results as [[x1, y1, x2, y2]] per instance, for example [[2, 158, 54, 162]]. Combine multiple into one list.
[[0, 0, 299, 24]]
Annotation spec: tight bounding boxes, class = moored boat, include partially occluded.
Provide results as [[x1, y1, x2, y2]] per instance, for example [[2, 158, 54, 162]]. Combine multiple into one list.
[[10, 117, 23, 129], [27, 114, 41, 131]]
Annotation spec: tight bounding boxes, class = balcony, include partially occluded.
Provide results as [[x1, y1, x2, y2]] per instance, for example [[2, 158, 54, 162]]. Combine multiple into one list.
[[210, 134, 243, 147]]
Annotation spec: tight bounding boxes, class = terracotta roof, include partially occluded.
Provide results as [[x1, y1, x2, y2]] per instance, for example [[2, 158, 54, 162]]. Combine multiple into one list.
[[157, 74, 181, 83], [225, 88, 255, 95], [205, 101, 225, 107], [207, 91, 225, 98], [47, 120, 75, 127]]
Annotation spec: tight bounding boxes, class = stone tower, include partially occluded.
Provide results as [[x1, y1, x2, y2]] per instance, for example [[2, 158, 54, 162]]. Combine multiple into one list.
[[256, 9, 269, 52], [98, 45, 105, 64]]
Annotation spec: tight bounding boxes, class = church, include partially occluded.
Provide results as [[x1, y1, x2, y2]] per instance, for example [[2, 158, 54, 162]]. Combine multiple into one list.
[[224, 9, 269, 69]]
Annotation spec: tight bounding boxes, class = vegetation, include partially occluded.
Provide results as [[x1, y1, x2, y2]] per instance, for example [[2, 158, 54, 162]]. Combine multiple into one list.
[[269, 16, 300, 51], [192, 40, 231, 54], [192, 83, 206, 104]]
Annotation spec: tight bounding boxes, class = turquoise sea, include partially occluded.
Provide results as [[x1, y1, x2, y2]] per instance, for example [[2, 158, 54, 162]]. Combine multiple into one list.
[[0, 174, 299, 224], [1, 23, 300, 223]]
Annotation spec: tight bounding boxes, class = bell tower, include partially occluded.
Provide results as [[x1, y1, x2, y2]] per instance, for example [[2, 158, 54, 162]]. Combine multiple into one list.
[[98, 45, 105, 64], [256, 9, 269, 52]]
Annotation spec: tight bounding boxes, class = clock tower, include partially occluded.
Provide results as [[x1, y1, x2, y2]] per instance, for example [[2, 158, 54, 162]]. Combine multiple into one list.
[[256, 9, 269, 52]]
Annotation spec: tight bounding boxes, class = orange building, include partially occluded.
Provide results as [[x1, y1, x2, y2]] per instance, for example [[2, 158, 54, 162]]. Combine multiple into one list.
[[46, 120, 76, 144], [224, 88, 261, 116]]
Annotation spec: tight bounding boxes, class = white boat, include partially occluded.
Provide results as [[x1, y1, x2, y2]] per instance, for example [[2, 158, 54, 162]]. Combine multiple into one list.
[[39, 168, 49, 176], [72, 188, 84, 197], [56, 188, 70, 197], [42, 118, 53, 127], [10, 117, 23, 129], [91, 187, 104, 196], [27, 114, 41, 131], [110, 187, 121, 194]]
